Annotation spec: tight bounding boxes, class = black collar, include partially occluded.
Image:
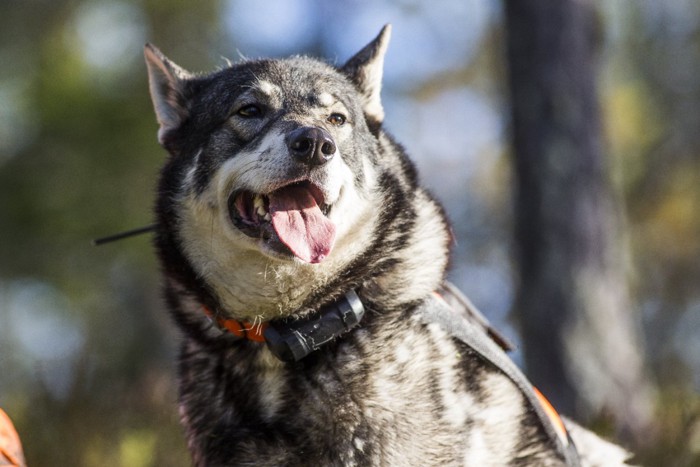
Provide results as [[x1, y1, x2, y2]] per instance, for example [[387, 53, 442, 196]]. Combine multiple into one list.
[[204, 290, 365, 362]]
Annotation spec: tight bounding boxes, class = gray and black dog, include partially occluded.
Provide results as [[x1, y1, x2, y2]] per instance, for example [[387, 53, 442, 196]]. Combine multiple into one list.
[[145, 25, 632, 466]]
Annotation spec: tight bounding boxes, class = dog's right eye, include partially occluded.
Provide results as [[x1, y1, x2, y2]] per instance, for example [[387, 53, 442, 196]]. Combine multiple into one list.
[[236, 104, 263, 118]]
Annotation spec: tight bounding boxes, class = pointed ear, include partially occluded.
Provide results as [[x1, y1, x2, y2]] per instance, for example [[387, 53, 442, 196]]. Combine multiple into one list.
[[144, 44, 193, 145], [341, 24, 391, 126]]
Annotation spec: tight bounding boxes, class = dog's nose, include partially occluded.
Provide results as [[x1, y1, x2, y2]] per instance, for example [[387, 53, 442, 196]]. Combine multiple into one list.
[[287, 127, 336, 166]]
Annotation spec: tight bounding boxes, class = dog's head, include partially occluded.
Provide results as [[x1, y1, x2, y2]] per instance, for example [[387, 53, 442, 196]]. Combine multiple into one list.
[[147, 25, 449, 321]]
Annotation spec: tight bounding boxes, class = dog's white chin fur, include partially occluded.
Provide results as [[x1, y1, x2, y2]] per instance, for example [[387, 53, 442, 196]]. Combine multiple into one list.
[[176, 146, 379, 321]]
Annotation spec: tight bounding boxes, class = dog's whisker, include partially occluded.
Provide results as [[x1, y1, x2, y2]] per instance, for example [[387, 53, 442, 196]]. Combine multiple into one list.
[[263, 261, 270, 283], [245, 315, 265, 335], [92, 224, 156, 246], [209, 206, 216, 254]]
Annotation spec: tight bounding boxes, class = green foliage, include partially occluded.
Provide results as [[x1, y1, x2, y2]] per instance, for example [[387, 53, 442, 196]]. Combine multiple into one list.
[[0, 1, 223, 465]]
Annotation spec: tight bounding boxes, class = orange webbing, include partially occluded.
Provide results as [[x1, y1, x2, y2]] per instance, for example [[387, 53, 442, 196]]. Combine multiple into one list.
[[0, 408, 25, 467], [533, 387, 569, 445], [202, 306, 268, 342]]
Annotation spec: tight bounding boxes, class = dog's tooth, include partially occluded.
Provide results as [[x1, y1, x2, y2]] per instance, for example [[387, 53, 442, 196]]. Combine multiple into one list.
[[264, 213, 271, 222], [253, 195, 268, 218], [254, 195, 264, 210]]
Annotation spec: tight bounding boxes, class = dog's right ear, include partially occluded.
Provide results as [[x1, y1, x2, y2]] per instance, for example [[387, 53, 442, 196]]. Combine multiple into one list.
[[341, 24, 391, 129], [144, 44, 193, 146]]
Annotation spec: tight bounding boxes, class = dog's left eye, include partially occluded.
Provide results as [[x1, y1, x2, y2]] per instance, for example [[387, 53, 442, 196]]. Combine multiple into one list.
[[327, 113, 346, 126], [237, 104, 263, 118]]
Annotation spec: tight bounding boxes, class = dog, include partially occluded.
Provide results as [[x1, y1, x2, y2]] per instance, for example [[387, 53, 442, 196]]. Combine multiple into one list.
[[144, 24, 632, 466]]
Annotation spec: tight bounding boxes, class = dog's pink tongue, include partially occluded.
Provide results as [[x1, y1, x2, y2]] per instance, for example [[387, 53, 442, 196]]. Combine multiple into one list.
[[269, 185, 336, 263]]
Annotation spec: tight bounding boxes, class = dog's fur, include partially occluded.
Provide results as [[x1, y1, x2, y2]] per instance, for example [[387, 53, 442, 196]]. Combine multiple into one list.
[[145, 25, 631, 466]]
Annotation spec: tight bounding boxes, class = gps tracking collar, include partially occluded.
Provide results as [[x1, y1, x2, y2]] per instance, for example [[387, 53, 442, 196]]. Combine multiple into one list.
[[204, 290, 365, 363]]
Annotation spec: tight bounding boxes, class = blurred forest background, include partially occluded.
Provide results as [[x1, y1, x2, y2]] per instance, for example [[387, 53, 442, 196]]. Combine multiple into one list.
[[1, 0, 699, 466]]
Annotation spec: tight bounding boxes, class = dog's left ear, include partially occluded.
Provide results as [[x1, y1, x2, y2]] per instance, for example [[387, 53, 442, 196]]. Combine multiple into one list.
[[341, 24, 391, 127], [144, 44, 193, 147]]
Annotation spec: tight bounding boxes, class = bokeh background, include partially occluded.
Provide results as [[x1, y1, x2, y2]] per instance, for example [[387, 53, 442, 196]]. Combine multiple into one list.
[[1, 1, 699, 465]]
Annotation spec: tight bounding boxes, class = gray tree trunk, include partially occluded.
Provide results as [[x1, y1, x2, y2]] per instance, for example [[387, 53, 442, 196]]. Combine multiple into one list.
[[503, 0, 654, 441]]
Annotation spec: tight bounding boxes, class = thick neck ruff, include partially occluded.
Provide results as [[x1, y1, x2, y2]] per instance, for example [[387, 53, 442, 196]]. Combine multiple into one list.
[[203, 287, 578, 463], [203, 290, 365, 362]]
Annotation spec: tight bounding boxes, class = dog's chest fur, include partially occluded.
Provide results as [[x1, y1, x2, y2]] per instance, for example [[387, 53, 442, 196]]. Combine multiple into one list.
[[177, 308, 564, 466]]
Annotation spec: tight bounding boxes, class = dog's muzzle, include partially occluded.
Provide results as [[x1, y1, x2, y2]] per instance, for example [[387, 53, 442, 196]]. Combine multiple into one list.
[[226, 127, 340, 263]]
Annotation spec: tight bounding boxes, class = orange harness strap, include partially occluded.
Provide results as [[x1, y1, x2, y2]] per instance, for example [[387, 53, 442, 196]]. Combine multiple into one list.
[[202, 306, 268, 342], [533, 387, 569, 446]]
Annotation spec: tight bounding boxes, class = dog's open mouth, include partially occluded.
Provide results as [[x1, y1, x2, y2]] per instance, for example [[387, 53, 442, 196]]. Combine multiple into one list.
[[228, 181, 336, 264]]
